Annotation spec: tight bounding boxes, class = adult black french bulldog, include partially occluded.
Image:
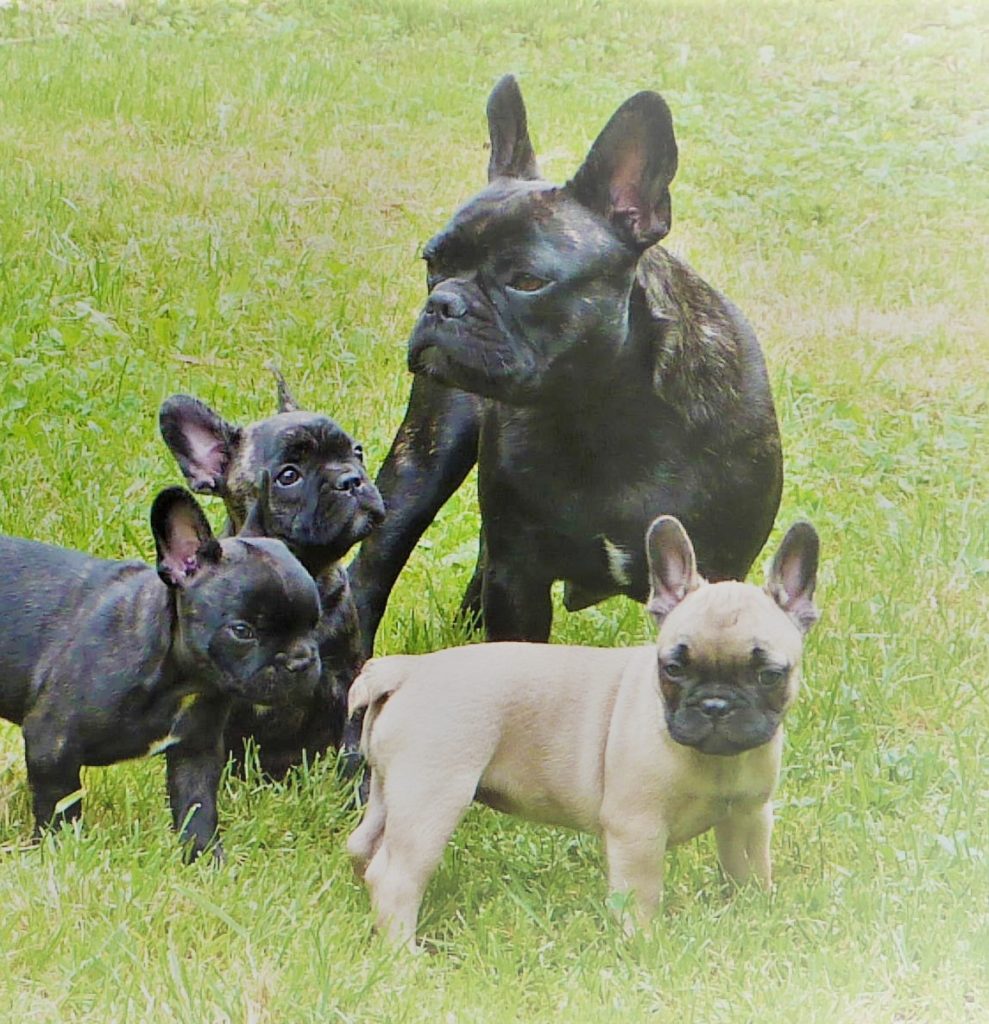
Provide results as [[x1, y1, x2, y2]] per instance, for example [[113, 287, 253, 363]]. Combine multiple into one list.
[[0, 488, 321, 860], [160, 373, 385, 777], [349, 75, 782, 650]]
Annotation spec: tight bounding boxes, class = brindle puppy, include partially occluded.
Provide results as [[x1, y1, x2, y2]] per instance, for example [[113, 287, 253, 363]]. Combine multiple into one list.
[[160, 373, 384, 776]]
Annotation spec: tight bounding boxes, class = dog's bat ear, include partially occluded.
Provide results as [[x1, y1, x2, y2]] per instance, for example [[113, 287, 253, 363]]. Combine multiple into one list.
[[766, 522, 820, 634], [159, 395, 240, 496], [568, 91, 678, 251], [266, 361, 300, 414], [238, 470, 272, 539], [487, 74, 540, 182], [645, 515, 700, 624], [151, 487, 222, 588]]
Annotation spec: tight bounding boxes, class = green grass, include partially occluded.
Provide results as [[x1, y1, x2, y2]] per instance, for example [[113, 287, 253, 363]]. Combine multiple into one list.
[[1, 0, 987, 1020]]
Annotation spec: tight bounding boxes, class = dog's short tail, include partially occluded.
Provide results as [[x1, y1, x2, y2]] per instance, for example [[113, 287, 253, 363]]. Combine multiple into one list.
[[347, 658, 407, 756]]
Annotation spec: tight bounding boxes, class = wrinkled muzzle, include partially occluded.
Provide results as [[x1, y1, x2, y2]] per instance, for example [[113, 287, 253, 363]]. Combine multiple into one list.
[[279, 479, 385, 565], [666, 693, 781, 756], [229, 641, 321, 705]]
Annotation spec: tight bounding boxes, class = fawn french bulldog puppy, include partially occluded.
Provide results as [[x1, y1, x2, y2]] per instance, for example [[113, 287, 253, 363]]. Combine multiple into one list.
[[348, 516, 819, 950], [160, 371, 384, 777], [0, 487, 321, 860]]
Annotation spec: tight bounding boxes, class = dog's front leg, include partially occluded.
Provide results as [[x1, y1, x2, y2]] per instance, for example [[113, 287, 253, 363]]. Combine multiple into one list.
[[166, 741, 225, 864], [714, 801, 774, 888], [348, 375, 481, 654], [166, 696, 230, 863], [604, 822, 668, 935], [317, 604, 365, 770]]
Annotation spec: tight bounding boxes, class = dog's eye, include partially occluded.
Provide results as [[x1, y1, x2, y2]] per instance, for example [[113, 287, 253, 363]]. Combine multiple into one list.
[[228, 622, 256, 642], [663, 661, 687, 681], [353, 444, 364, 463], [275, 465, 302, 487], [758, 667, 787, 687], [423, 256, 444, 290], [508, 272, 550, 293]]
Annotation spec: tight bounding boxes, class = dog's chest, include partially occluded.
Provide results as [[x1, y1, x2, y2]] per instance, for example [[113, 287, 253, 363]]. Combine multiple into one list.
[[79, 688, 202, 766], [663, 758, 776, 846], [478, 404, 698, 591], [482, 430, 648, 567]]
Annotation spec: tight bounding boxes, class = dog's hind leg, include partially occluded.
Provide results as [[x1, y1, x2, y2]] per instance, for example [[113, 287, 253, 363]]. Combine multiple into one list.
[[347, 769, 387, 876], [23, 713, 83, 834], [364, 770, 477, 952], [456, 540, 485, 633]]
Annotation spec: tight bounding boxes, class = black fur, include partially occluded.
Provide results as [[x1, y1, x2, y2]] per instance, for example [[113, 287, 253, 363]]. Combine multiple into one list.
[[160, 384, 384, 777], [350, 76, 782, 650], [0, 488, 321, 859]]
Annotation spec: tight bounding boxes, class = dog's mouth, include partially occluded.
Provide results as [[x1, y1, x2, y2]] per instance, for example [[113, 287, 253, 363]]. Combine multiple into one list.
[[408, 328, 543, 404], [227, 663, 320, 705], [667, 705, 780, 756], [286, 525, 374, 574], [686, 731, 765, 756], [272, 491, 385, 572], [408, 336, 447, 376]]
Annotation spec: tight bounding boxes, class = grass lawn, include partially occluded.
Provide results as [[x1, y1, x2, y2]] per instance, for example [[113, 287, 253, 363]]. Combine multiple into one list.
[[1, 1, 987, 1020]]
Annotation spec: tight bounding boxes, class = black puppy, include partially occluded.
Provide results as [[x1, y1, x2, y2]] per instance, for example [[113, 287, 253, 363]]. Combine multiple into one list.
[[349, 75, 783, 649], [160, 374, 384, 777], [0, 488, 321, 860]]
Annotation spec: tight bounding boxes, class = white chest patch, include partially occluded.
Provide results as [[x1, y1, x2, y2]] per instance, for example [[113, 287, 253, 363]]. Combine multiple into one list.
[[147, 733, 181, 757], [147, 694, 202, 757], [602, 537, 632, 587]]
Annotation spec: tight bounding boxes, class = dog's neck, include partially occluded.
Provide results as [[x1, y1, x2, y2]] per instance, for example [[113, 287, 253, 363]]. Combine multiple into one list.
[[631, 246, 749, 428]]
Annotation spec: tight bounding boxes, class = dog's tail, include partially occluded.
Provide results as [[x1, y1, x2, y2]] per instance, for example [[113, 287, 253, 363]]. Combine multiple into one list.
[[348, 658, 407, 756]]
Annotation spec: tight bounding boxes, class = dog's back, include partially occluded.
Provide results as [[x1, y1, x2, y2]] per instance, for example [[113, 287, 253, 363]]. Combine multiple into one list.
[[351, 641, 654, 828], [0, 537, 150, 723]]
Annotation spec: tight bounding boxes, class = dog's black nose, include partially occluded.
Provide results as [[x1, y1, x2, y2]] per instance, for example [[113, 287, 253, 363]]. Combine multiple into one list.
[[426, 288, 467, 320], [279, 641, 318, 674], [334, 471, 363, 493], [700, 697, 731, 718]]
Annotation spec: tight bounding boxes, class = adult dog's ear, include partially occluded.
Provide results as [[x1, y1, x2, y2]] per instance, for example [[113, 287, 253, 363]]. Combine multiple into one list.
[[766, 522, 820, 635], [151, 487, 222, 587], [568, 91, 678, 250], [646, 515, 701, 624], [487, 74, 540, 182], [159, 396, 241, 496]]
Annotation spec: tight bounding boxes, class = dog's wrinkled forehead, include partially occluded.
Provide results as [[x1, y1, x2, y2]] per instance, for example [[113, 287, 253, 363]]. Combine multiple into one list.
[[212, 536, 321, 621], [426, 179, 621, 267], [246, 413, 356, 464], [659, 582, 803, 665]]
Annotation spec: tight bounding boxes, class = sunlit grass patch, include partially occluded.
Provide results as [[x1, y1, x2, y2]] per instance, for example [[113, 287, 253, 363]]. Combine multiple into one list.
[[1, 1, 987, 1021]]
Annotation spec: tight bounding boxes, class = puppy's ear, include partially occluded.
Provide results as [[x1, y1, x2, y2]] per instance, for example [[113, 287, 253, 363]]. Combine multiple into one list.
[[646, 516, 700, 624], [159, 395, 241, 495], [568, 91, 678, 250], [487, 74, 540, 182], [238, 470, 272, 539], [766, 522, 820, 634], [150, 487, 222, 588], [266, 362, 300, 414]]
